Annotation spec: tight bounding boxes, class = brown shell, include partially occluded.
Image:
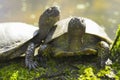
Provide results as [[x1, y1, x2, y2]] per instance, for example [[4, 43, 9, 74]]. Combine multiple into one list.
[[45, 17, 112, 44]]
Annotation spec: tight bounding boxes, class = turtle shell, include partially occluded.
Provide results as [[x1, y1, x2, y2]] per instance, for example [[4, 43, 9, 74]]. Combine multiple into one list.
[[45, 17, 112, 44], [0, 22, 38, 54]]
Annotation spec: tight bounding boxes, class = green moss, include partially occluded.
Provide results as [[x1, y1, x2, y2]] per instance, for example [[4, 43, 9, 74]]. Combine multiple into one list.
[[78, 67, 100, 80], [77, 66, 119, 80], [0, 60, 45, 80], [0, 56, 119, 80], [10, 71, 18, 80], [110, 24, 120, 79], [111, 24, 120, 62]]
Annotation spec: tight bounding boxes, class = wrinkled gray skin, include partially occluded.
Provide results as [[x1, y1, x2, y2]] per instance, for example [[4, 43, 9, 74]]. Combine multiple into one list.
[[0, 6, 60, 70], [39, 17, 111, 67]]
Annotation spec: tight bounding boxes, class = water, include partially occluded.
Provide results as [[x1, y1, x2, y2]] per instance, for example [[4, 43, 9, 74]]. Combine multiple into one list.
[[0, 0, 120, 39]]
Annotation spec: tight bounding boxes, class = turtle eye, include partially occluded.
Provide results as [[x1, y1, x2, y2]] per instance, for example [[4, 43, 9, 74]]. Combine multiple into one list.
[[81, 19, 84, 23], [46, 8, 52, 13]]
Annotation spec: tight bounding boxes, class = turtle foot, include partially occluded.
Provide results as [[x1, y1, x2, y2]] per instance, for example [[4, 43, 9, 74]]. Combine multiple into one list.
[[25, 42, 39, 70], [37, 54, 47, 68], [25, 59, 38, 70]]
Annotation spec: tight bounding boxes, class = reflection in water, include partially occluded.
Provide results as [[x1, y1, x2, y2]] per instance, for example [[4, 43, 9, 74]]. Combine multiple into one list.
[[0, 0, 120, 39]]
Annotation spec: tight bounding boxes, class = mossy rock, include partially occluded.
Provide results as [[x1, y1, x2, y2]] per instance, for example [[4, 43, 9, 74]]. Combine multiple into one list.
[[0, 56, 95, 80], [0, 55, 119, 80], [1, 25, 120, 79]]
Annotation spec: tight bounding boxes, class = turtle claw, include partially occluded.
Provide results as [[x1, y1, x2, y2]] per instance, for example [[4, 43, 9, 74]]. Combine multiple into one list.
[[25, 59, 39, 70], [33, 61, 39, 68], [31, 62, 37, 70], [25, 42, 38, 70]]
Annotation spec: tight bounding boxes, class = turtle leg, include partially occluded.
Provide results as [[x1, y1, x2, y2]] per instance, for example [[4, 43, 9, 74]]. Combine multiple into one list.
[[37, 44, 50, 67], [97, 41, 110, 67], [25, 42, 38, 70], [38, 44, 50, 58]]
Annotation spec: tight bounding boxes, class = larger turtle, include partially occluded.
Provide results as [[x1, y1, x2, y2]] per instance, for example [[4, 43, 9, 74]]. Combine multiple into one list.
[[39, 17, 112, 67], [0, 6, 60, 69]]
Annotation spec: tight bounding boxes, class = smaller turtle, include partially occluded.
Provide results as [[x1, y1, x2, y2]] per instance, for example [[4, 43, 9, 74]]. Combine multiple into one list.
[[0, 6, 60, 69], [39, 17, 112, 67]]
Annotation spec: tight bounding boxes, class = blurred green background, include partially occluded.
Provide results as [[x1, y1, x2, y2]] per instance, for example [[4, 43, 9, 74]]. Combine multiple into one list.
[[0, 0, 119, 39]]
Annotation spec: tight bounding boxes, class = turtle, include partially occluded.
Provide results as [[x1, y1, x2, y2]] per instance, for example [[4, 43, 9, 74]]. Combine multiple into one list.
[[0, 6, 60, 69], [0, 22, 38, 60], [38, 17, 112, 67]]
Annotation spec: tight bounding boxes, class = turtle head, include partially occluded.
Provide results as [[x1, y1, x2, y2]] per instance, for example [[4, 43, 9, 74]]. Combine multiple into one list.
[[68, 17, 86, 38], [39, 6, 60, 27], [68, 17, 86, 51], [39, 6, 60, 42]]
